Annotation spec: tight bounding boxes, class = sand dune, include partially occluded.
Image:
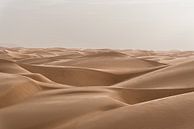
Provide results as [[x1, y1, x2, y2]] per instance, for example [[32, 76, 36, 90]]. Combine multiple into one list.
[[44, 54, 165, 71], [19, 63, 165, 86], [111, 87, 194, 104], [0, 59, 29, 74], [0, 48, 194, 129], [115, 60, 194, 89], [20, 73, 54, 83], [71, 92, 194, 129], [20, 64, 123, 86], [0, 73, 42, 108]]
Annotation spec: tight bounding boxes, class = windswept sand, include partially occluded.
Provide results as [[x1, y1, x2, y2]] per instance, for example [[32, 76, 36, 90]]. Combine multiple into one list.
[[1, 48, 194, 129]]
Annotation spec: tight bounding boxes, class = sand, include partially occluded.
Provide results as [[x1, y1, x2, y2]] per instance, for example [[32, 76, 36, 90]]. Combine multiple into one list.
[[0, 48, 194, 129]]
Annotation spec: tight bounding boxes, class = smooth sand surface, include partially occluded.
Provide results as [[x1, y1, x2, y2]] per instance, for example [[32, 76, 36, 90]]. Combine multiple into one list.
[[1, 48, 194, 129]]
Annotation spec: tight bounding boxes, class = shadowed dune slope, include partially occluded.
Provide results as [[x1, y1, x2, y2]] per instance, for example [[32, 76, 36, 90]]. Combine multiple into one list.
[[0, 59, 29, 74], [111, 87, 194, 104], [19, 64, 130, 86], [20, 73, 54, 83]]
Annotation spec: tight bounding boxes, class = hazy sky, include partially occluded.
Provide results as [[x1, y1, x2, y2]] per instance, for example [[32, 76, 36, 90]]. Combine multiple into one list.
[[0, 0, 194, 50]]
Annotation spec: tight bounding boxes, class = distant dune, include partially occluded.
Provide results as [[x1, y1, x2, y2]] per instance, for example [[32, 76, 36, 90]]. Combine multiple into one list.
[[1, 48, 194, 129]]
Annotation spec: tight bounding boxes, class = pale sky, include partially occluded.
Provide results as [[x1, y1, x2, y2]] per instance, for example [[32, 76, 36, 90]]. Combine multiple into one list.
[[0, 0, 194, 50]]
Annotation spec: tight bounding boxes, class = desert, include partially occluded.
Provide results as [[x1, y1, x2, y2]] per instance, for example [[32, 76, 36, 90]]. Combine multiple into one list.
[[0, 48, 194, 129]]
